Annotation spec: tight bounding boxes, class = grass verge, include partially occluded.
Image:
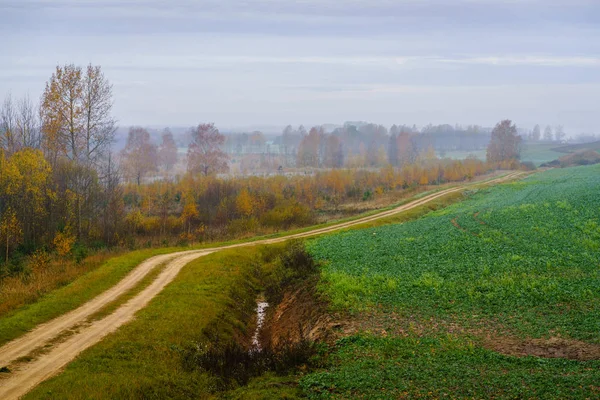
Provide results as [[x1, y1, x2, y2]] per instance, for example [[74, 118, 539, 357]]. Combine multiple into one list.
[[0, 247, 183, 346]]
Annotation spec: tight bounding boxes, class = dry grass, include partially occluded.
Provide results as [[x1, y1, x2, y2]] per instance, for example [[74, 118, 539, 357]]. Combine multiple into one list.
[[0, 252, 117, 318]]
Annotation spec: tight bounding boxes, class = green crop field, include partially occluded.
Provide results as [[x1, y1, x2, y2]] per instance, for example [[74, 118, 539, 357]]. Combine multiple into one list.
[[302, 165, 600, 399], [519, 142, 565, 165], [438, 143, 565, 166]]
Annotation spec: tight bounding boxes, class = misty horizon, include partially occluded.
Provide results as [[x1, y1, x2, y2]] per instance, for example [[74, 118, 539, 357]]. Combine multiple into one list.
[[2, 0, 599, 134]]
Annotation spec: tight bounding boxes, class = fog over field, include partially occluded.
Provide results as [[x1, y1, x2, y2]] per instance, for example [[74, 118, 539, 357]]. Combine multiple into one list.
[[1, 0, 599, 133]]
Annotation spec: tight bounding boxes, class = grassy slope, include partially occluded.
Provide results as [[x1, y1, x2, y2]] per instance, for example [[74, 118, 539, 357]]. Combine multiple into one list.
[[25, 246, 266, 399], [302, 164, 600, 398], [553, 140, 600, 154]]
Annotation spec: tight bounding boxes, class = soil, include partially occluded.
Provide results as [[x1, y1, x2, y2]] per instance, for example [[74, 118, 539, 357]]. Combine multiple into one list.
[[485, 336, 600, 361], [328, 308, 600, 362], [261, 276, 339, 348]]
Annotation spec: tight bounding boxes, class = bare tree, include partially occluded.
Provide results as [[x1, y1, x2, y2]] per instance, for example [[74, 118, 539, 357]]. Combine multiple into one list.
[[0, 94, 17, 154], [187, 123, 229, 176], [120, 126, 158, 185], [40, 64, 116, 239], [100, 150, 124, 245], [15, 94, 41, 149], [158, 128, 178, 173], [82, 64, 116, 167]]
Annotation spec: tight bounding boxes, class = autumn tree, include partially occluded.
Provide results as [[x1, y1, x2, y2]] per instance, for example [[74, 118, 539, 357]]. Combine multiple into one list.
[[41, 64, 114, 164], [81, 65, 116, 167], [40, 64, 115, 239], [180, 193, 199, 237], [236, 188, 254, 217], [397, 131, 415, 166], [120, 126, 158, 185], [158, 128, 178, 173], [486, 120, 522, 163], [324, 134, 344, 168], [387, 132, 398, 166], [8, 149, 53, 246], [0, 207, 22, 262], [187, 123, 229, 176], [41, 64, 83, 162], [366, 140, 379, 167], [297, 127, 323, 167], [99, 151, 124, 245]]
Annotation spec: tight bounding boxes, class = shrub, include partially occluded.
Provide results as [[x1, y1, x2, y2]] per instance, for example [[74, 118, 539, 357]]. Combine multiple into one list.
[[53, 231, 76, 257], [72, 244, 88, 264]]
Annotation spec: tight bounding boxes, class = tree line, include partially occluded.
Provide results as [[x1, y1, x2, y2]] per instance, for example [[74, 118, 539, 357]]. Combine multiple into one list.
[[0, 64, 522, 276]]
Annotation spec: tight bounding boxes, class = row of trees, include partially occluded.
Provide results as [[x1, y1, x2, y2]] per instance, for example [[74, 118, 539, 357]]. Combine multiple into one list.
[[294, 126, 441, 170], [119, 123, 229, 185], [526, 124, 566, 142], [0, 64, 122, 264], [121, 156, 494, 245], [281, 122, 490, 167], [0, 63, 524, 268]]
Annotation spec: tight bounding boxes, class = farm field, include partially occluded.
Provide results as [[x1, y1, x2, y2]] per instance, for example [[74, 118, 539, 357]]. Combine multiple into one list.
[[2, 173, 523, 399], [519, 142, 565, 166], [441, 142, 576, 166], [302, 164, 600, 398], [4, 166, 600, 399]]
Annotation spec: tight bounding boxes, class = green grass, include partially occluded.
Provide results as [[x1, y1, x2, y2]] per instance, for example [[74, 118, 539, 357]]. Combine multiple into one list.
[[309, 165, 600, 339], [300, 334, 600, 399], [440, 143, 569, 166], [553, 140, 600, 154], [0, 248, 185, 346], [84, 258, 171, 323], [520, 142, 565, 166], [25, 246, 266, 399], [300, 164, 600, 398]]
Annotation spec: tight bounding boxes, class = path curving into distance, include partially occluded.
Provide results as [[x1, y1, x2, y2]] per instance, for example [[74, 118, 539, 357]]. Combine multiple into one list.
[[0, 171, 525, 399]]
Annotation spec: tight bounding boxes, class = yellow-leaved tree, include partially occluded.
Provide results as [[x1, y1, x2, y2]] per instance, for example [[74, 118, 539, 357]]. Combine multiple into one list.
[[53, 230, 76, 257], [0, 208, 22, 262], [236, 188, 254, 218]]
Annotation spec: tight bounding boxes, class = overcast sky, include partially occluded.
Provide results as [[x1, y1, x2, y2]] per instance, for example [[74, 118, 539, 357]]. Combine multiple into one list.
[[1, 0, 599, 133]]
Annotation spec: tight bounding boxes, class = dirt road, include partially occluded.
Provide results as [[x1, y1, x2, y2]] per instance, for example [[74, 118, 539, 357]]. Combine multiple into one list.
[[0, 171, 523, 399]]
